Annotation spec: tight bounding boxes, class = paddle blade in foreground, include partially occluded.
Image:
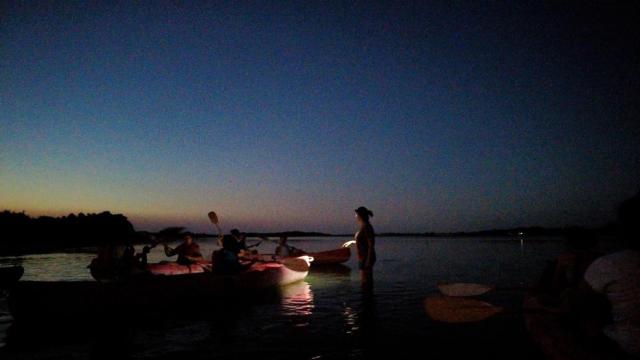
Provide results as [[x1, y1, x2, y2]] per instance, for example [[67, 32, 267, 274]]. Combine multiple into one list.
[[437, 282, 494, 297], [425, 296, 503, 323], [281, 256, 313, 272]]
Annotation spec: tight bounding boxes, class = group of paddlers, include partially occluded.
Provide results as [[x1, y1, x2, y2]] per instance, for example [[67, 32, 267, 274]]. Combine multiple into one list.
[[89, 206, 377, 280], [89, 229, 297, 277]]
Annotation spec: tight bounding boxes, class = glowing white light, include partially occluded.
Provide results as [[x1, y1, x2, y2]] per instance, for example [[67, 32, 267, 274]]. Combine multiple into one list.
[[342, 240, 356, 248], [297, 255, 314, 266]]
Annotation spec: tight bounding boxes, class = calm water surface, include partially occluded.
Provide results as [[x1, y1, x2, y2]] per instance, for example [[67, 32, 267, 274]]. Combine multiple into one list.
[[0, 237, 566, 359]]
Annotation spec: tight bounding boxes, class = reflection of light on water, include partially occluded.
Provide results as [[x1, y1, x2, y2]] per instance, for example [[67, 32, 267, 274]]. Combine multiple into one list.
[[0, 290, 12, 348], [0, 253, 96, 281], [280, 281, 314, 318], [343, 306, 359, 335]]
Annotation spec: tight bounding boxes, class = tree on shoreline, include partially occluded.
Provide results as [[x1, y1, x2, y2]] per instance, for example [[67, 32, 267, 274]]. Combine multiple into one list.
[[0, 210, 139, 255]]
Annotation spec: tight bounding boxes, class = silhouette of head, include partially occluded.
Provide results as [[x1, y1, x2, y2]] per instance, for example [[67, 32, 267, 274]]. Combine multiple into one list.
[[183, 234, 193, 244], [355, 206, 373, 224], [618, 191, 640, 249], [279, 236, 288, 245], [564, 227, 597, 251], [221, 235, 236, 251]]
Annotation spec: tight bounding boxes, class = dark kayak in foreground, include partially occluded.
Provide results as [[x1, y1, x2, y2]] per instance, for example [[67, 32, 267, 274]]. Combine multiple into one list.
[[0, 266, 24, 288], [9, 257, 311, 321], [523, 294, 634, 360]]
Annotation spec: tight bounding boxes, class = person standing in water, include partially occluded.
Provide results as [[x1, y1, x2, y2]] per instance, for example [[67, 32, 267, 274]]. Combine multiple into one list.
[[355, 207, 376, 272]]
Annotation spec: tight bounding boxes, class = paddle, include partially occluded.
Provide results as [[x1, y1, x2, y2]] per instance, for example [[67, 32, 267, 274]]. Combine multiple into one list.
[[425, 296, 504, 323], [425, 294, 561, 324], [208, 211, 222, 236], [437, 282, 528, 297], [437, 283, 495, 297]]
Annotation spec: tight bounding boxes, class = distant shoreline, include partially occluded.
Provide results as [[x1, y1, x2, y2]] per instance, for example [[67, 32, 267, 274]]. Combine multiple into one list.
[[1, 210, 612, 256], [190, 226, 590, 239]]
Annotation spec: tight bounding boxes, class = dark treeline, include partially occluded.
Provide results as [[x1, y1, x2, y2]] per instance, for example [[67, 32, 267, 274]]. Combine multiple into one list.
[[0, 211, 140, 255]]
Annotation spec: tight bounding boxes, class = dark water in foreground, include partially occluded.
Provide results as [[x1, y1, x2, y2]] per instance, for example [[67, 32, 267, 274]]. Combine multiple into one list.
[[0, 236, 567, 359]]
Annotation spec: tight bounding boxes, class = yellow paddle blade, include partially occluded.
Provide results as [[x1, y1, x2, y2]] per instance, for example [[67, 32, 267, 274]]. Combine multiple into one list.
[[437, 283, 494, 297], [207, 211, 218, 225], [425, 296, 503, 323]]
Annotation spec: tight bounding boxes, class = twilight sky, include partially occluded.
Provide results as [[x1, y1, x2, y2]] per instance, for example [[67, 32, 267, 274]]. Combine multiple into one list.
[[1, 1, 639, 233]]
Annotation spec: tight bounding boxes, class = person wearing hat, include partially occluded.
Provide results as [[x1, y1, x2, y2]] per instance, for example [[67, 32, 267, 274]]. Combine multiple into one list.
[[354, 206, 376, 272]]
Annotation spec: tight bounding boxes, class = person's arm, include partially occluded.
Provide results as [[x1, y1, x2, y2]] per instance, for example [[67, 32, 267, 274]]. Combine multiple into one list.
[[574, 280, 611, 337], [164, 244, 177, 257]]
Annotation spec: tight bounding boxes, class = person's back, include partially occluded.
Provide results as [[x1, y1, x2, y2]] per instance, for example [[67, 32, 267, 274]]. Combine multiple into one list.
[[584, 249, 640, 356], [275, 245, 290, 257], [356, 222, 376, 267], [212, 235, 241, 274], [275, 237, 291, 257]]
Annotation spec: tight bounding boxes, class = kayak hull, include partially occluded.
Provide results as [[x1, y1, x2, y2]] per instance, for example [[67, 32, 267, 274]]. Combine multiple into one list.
[[10, 259, 310, 321]]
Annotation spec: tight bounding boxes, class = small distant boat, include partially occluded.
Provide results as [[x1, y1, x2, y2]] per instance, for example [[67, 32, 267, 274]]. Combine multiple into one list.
[[0, 266, 24, 288]]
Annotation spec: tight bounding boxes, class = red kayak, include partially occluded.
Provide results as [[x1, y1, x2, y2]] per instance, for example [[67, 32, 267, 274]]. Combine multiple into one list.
[[307, 245, 352, 265], [259, 241, 355, 266], [145, 257, 311, 287]]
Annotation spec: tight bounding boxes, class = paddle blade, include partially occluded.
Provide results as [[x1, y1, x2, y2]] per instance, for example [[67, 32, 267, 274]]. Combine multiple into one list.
[[207, 211, 219, 225], [425, 296, 503, 323], [437, 282, 494, 297], [281, 256, 313, 272]]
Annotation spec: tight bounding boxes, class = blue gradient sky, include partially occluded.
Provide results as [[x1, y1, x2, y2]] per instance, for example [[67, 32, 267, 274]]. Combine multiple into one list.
[[2, 2, 639, 233]]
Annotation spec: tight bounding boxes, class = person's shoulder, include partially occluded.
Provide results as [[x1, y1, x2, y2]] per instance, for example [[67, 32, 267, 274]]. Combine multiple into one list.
[[587, 251, 618, 271], [585, 250, 638, 289], [595, 249, 639, 265]]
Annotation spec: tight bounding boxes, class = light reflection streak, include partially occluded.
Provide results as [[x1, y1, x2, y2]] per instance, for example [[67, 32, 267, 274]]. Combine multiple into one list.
[[343, 306, 359, 335], [280, 281, 314, 318]]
